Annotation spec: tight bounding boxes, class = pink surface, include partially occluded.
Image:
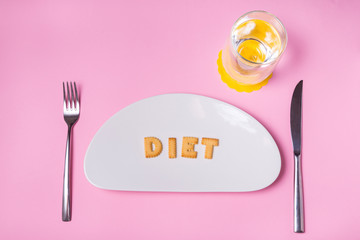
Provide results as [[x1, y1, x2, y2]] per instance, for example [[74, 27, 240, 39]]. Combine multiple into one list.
[[1, 0, 360, 239]]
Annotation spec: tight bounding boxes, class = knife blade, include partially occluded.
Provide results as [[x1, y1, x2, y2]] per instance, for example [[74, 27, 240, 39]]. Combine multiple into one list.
[[290, 80, 304, 233], [291, 80, 302, 156]]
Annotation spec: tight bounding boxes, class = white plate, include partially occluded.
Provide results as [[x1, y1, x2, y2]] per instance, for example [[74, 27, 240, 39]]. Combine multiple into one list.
[[84, 94, 281, 192]]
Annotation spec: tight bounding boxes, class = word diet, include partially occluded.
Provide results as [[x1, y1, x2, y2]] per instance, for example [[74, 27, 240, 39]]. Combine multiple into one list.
[[144, 137, 219, 159]]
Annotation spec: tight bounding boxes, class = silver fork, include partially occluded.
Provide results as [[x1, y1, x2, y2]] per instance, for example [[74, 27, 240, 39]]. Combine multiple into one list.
[[62, 82, 80, 222]]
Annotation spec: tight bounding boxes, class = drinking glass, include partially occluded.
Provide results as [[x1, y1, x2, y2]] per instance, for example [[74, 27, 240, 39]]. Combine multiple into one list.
[[221, 10, 287, 85]]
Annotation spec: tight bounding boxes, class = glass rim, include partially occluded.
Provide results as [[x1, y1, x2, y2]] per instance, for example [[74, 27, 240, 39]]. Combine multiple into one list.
[[230, 10, 288, 66]]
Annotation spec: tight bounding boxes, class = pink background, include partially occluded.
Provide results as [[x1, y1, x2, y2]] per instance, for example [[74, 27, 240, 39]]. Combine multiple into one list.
[[1, 0, 360, 239]]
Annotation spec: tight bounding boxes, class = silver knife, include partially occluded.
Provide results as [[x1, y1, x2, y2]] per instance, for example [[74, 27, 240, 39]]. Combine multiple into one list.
[[290, 80, 304, 233]]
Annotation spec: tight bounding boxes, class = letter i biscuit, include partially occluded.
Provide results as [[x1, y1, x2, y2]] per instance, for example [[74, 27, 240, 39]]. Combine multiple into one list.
[[168, 138, 176, 158]]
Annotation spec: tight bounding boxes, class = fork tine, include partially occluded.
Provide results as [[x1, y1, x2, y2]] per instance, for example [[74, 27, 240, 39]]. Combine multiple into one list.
[[66, 82, 70, 109], [63, 82, 67, 111], [70, 82, 75, 109], [74, 82, 79, 110]]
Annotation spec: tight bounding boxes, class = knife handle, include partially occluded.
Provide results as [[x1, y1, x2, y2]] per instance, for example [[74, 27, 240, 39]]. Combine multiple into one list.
[[294, 154, 304, 233]]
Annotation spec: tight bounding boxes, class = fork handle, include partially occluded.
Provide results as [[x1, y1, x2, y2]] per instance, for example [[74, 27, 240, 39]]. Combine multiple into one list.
[[294, 154, 304, 232], [62, 125, 72, 221]]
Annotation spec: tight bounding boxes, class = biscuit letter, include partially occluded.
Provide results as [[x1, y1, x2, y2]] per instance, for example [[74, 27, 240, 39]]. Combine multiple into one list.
[[181, 137, 198, 158], [201, 138, 219, 159], [144, 137, 163, 158], [168, 138, 176, 159]]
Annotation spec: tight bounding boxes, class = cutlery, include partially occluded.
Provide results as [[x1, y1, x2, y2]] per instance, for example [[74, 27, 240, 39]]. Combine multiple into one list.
[[290, 80, 304, 233], [62, 82, 80, 222]]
